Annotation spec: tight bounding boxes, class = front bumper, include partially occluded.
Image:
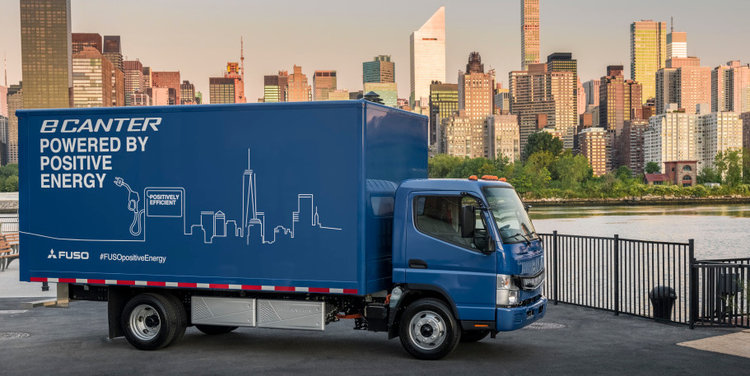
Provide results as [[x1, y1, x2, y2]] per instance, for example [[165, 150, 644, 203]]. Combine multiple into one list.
[[496, 296, 547, 331]]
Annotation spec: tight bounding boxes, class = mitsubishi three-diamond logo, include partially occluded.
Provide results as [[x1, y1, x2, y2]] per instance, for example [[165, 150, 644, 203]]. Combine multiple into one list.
[[47, 249, 57, 259]]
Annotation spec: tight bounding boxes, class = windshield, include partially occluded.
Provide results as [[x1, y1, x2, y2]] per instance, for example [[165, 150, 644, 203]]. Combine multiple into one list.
[[482, 187, 538, 244]]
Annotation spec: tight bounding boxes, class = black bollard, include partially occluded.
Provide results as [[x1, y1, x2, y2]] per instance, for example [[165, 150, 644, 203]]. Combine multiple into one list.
[[649, 286, 676, 321]]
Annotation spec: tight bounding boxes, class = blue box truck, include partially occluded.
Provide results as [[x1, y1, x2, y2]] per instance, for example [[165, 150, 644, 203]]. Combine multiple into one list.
[[18, 101, 546, 359]]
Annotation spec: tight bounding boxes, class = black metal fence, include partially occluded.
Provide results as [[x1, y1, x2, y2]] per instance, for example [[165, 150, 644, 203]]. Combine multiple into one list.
[[691, 259, 749, 328], [540, 231, 749, 328]]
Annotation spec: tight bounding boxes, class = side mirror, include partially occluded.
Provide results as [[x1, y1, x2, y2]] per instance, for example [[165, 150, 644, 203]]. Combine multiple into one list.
[[524, 204, 532, 213], [460, 205, 475, 238]]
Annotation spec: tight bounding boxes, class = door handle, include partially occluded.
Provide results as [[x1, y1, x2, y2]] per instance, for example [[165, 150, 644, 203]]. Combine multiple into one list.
[[409, 259, 428, 269]]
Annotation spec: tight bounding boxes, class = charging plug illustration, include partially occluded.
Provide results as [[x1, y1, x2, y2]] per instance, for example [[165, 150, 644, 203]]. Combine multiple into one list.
[[114, 177, 145, 236]]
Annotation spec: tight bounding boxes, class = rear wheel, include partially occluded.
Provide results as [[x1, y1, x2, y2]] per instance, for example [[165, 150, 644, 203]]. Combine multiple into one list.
[[460, 330, 490, 343], [195, 325, 238, 335], [121, 293, 183, 350], [398, 298, 461, 360]]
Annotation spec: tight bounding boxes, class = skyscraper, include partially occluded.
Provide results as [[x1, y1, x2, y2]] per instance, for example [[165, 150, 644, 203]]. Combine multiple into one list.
[[363, 55, 395, 83], [313, 71, 337, 101], [72, 33, 102, 54], [583, 79, 601, 109], [152, 71, 181, 105], [363, 83, 397, 107], [577, 127, 608, 176], [180, 80, 196, 105], [712, 60, 750, 113], [630, 20, 667, 104], [6, 83, 22, 164], [620, 119, 650, 174], [223, 62, 246, 103], [263, 71, 288, 103], [510, 62, 577, 151], [440, 110, 485, 158], [458, 52, 494, 121], [123, 59, 144, 106], [103, 35, 124, 106], [644, 112, 698, 170], [486, 114, 521, 161], [287, 65, 311, 102], [0, 56, 7, 117], [429, 82, 458, 147], [655, 57, 711, 115], [410, 6, 445, 107], [667, 31, 687, 61], [521, 0, 540, 71], [599, 65, 643, 133], [547, 52, 579, 118], [72, 47, 113, 108], [209, 77, 235, 104], [20, 0, 72, 109], [103, 36, 123, 71]]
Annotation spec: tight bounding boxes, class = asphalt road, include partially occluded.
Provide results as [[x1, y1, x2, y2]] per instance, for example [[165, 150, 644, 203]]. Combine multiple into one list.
[[0, 298, 747, 375]]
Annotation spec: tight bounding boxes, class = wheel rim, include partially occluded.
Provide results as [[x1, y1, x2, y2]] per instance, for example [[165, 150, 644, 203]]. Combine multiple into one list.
[[408, 310, 447, 351], [129, 304, 161, 341]]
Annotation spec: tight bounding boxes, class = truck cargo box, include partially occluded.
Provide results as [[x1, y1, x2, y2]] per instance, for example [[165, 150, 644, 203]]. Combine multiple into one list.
[[19, 101, 427, 296]]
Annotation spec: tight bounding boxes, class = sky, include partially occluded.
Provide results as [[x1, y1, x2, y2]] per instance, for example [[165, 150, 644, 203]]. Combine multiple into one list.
[[1, 0, 749, 103]]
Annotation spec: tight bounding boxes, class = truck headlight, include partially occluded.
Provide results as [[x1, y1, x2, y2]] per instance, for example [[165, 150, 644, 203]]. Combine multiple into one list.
[[497, 274, 520, 307]]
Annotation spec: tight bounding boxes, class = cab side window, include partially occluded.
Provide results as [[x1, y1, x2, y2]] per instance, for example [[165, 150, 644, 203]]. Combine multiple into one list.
[[414, 195, 484, 250]]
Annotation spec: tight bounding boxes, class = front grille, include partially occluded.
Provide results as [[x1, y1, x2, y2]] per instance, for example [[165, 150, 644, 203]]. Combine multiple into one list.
[[516, 270, 545, 291]]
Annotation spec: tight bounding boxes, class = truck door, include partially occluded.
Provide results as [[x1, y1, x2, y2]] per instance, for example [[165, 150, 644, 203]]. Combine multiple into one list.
[[405, 193, 497, 321]]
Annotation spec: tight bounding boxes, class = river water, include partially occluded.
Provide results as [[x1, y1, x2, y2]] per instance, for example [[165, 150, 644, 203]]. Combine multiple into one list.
[[530, 204, 750, 260]]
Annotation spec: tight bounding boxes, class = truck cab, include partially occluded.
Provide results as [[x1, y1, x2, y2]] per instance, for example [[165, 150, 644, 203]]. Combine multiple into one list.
[[387, 176, 547, 359]]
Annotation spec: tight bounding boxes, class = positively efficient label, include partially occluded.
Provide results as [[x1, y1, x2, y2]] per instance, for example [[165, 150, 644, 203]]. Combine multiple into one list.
[[145, 188, 184, 217], [37, 117, 161, 189]]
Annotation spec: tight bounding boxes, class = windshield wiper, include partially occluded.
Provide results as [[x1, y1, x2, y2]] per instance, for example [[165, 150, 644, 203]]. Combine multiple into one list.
[[521, 223, 538, 240], [506, 232, 531, 245]]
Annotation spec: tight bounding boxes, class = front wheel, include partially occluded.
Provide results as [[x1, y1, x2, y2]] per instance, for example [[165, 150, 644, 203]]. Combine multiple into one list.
[[398, 298, 461, 360]]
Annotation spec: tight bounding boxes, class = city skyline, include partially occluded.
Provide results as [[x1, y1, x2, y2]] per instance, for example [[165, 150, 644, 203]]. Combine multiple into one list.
[[1, 0, 749, 103]]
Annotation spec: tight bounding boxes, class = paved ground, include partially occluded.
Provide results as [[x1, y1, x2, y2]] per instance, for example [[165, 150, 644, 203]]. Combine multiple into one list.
[[678, 329, 750, 358], [0, 294, 747, 375], [0, 261, 55, 298]]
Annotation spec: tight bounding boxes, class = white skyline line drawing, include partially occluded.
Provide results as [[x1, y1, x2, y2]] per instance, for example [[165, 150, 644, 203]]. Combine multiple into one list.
[[23, 148, 342, 245]]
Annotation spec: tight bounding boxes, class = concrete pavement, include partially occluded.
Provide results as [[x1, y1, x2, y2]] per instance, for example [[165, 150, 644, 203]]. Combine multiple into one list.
[[0, 260, 55, 298], [0, 296, 747, 375]]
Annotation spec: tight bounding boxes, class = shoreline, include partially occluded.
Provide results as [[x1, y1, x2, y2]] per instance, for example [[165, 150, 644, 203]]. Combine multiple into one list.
[[524, 196, 750, 207]]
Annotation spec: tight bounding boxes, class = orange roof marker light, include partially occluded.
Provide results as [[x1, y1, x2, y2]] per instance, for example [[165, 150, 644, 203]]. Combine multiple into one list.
[[480, 175, 499, 181], [468, 175, 478, 181], [499, 177, 507, 182]]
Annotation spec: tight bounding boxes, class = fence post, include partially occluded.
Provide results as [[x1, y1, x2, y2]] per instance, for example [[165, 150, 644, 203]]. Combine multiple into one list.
[[553, 230, 559, 305], [688, 239, 697, 329], [614, 234, 620, 316]]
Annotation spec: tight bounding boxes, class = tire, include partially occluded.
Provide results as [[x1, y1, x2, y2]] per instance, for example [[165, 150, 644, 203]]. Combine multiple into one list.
[[165, 294, 187, 345], [398, 298, 461, 360], [121, 293, 182, 350], [460, 330, 490, 343], [195, 325, 238, 335]]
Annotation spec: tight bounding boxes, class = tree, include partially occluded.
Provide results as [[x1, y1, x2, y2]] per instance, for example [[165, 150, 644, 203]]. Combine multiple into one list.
[[450, 157, 501, 178], [697, 167, 720, 184], [615, 166, 633, 181], [645, 162, 661, 174], [522, 132, 563, 161], [552, 152, 591, 190], [428, 154, 464, 178], [715, 149, 743, 187], [2, 176, 17, 192]]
